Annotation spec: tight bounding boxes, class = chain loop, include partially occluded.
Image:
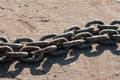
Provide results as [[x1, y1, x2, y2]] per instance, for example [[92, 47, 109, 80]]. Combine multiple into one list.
[[74, 32, 93, 40], [86, 35, 107, 43], [40, 33, 58, 41], [98, 25, 118, 30], [85, 20, 104, 27], [110, 20, 120, 25], [6, 52, 28, 58], [75, 27, 94, 34], [48, 38, 68, 46], [14, 38, 33, 43], [61, 40, 85, 47], [20, 46, 42, 62], [0, 36, 9, 43], [99, 29, 119, 37], [99, 29, 119, 44], [0, 43, 23, 51], [26, 41, 48, 48], [85, 20, 104, 35], [111, 35, 120, 42], [48, 38, 69, 55], [64, 25, 80, 33], [32, 45, 57, 56], [0, 46, 13, 62], [53, 31, 74, 40]]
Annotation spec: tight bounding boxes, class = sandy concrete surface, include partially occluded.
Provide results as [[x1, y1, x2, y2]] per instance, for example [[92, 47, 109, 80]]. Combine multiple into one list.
[[0, 0, 120, 80]]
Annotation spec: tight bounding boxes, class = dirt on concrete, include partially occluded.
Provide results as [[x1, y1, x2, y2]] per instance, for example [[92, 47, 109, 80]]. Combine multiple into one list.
[[0, 0, 120, 80]]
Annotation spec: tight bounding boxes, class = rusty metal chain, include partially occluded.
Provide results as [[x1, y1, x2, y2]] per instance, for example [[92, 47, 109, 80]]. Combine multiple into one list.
[[0, 20, 120, 63]]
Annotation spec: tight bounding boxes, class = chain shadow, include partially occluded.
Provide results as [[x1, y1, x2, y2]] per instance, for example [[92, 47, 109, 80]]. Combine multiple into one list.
[[40, 47, 90, 74], [1, 59, 43, 78], [0, 60, 15, 78], [83, 44, 120, 57], [1, 44, 120, 78], [40, 44, 120, 74], [83, 44, 104, 57], [97, 44, 120, 55]]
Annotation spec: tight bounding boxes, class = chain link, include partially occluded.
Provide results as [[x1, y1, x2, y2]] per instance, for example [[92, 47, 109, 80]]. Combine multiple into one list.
[[0, 20, 120, 63], [40, 33, 58, 41], [20, 46, 42, 62], [14, 38, 33, 43], [99, 29, 119, 44], [0, 46, 13, 62], [64, 25, 80, 33]]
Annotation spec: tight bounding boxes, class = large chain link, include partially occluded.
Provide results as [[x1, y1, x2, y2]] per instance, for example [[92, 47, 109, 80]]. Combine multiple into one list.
[[0, 20, 120, 63]]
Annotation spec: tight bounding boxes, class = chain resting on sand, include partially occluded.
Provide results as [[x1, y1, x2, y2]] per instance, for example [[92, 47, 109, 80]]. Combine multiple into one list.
[[0, 20, 120, 62]]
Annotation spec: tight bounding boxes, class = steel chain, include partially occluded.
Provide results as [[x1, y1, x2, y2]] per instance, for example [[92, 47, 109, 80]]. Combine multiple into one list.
[[0, 20, 120, 63]]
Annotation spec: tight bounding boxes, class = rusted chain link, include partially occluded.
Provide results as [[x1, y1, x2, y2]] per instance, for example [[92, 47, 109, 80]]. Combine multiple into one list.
[[0, 20, 120, 63]]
